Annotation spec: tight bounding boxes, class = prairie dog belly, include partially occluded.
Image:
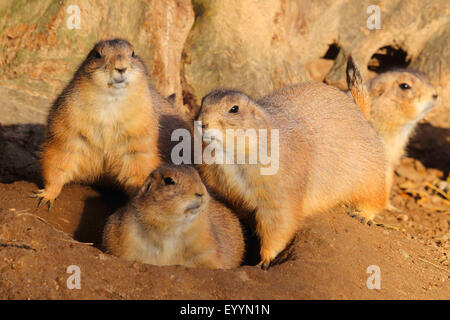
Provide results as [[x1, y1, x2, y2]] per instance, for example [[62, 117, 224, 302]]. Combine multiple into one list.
[[123, 218, 185, 266]]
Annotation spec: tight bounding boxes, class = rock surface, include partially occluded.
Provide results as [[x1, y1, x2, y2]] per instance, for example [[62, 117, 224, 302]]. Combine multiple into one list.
[[0, 0, 194, 109], [0, 0, 448, 119]]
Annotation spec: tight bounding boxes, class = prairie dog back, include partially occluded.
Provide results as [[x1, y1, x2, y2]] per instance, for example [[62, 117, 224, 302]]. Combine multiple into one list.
[[257, 83, 386, 213]]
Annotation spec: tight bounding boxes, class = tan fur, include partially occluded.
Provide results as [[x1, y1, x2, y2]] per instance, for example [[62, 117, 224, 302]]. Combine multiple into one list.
[[103, 165, 245, 269], [197, 83, 387, 268], [349, 68, 438, 200], [367, 70, 438, 167], [36, 39, 162, 207]]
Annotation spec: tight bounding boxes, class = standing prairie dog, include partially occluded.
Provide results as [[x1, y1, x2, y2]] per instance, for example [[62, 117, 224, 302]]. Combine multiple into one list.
[[102, 165, 245, 269], [35, 39, 162, 208], [197, 83, 387, 269], [346, 57, 439, 199]]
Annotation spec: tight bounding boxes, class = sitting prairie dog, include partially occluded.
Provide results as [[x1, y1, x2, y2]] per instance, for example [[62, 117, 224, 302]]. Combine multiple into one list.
[[197, 83, 387, 269], [346, 57, 439, 199], [366, 69, 438, 167], [102, 165, 245, 269], [34, 39, 162, 208]]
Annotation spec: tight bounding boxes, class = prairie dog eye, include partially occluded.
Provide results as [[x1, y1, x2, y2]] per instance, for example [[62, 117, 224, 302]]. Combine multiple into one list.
[[399, 83, 411, 90], [94, 50, 102, 59], [131, 51, 135, 58], [164, 177, 175, 185], [229, 105, 239, 113]]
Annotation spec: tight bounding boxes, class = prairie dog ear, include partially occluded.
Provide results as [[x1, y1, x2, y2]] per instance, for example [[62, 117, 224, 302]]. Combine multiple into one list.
[[250, 102, 268, 124], [369, 78, 386, 97], [251, 107, 263, 121], [244, 97, 262, 120], [137, 173, 159, 197], [166, 93, 176, 105]]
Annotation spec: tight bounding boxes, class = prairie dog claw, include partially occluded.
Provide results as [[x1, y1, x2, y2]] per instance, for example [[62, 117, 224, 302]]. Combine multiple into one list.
[[33, 189, 57, 211]]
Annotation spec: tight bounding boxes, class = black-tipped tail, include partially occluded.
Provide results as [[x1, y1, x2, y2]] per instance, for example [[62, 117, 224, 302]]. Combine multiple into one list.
[[346, 55, 371, 120]]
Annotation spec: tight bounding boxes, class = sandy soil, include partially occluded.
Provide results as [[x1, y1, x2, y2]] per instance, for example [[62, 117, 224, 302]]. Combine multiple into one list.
[[0, 92, 448, 300]]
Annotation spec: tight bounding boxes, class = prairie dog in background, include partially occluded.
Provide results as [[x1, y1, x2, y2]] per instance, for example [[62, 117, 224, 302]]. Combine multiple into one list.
[[197, 83, 387, 269], [102, 165, 245, 269], [346, 57, 439, 200], [35, 39, 161, 208], [366, 69, 438, 167]]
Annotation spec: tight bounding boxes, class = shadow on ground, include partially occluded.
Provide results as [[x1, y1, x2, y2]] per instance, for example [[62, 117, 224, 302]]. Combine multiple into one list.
[[408, 123, 450, 176]]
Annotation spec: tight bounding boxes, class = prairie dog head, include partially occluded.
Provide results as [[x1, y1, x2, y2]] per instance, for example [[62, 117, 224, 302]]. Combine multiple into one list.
[[198, 90, 269, 131], [368, 70, 439, 125], [78, 39, 147, 91], [196, 90, 271, 161], [133, 165, 208, 231]]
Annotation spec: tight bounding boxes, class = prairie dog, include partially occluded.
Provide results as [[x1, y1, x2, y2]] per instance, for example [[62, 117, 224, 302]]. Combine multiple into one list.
[[197, 83, 387, 269], [102, 165, 245, 269], [346, 59, 439, 199], [35, 39, 161, 208], [366, 70, 438, 167]]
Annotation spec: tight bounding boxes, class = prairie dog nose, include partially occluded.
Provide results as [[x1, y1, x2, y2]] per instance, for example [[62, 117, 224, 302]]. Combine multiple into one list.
[[195, 192, 204, 198], [115, 67, 127, 74]]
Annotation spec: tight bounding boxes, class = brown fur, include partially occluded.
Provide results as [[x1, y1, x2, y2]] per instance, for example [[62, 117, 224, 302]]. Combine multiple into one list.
[[102, 165, 245, 269], [35, 39, 162, 207], [152, 93, 194, 165], [347, 67, 438, 201], [197, 82, 387, 268]]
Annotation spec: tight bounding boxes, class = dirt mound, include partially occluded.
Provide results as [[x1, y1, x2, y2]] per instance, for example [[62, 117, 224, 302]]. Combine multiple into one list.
[[0, 180, 448, 299]]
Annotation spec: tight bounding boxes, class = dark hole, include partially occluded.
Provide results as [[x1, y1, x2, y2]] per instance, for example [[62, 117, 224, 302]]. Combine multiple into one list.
[[193, 2, 205, 19], [368, 45, 411, 73], [322, 43, 340, 60]]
